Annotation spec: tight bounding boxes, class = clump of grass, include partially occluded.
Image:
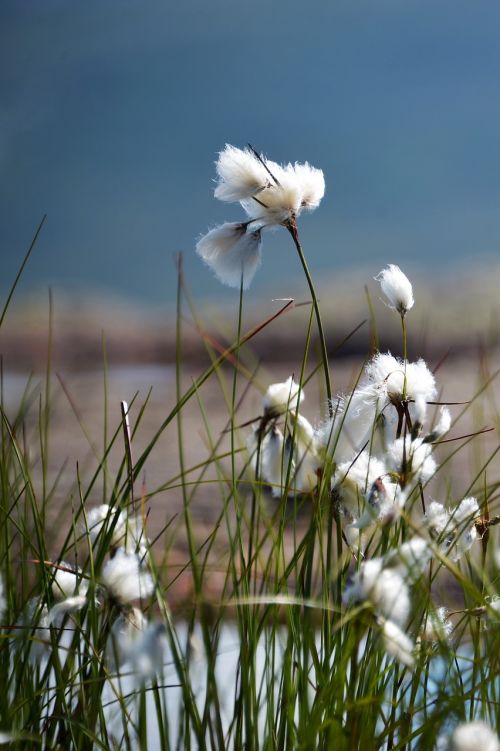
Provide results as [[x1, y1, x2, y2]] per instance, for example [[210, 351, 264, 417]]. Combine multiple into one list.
[[1, 150, 500, 751]]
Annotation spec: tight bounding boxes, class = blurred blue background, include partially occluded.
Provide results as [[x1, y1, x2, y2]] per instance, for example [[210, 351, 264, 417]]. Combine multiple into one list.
[[2, 0, 500, 306]]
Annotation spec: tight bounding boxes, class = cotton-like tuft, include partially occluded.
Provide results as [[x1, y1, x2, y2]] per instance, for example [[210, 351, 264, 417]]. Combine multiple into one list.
[[375, 264, 414, 316], [107, 607, 147, 670], [366, 353, 436, 409], [51, 563, 88, 601], [432, 407, 452, 439], [198, 144, 324, 288], [86, 504, 126, 546], [425, 498, 479, 561], [420, 606, 453, 643], [214, 145, 272, 202], [387, 536, 432, 584], [344, 558, 410, 627], [263, 377, 304, 415], [290, 162, 325, 210], [448, 721, 500, 751], [386, 436, 437, 488], [380, 619, 415, 666], [196, 223, 262, 290], [259, 427, 287, 498], [102, 549, 154, 604]]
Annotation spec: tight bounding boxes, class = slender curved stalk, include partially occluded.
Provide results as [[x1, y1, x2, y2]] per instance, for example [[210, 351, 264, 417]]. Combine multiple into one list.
[[286, 217, 332, 414], [401, 312, 408, 401]]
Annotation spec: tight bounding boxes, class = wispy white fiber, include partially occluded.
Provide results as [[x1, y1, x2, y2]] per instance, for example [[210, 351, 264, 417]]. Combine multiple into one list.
[[448, 721, 500, 751], [102, 549, 155, 604], [343, 558, 410, 627], [51, 563, 88, 601], [198, 144, 325, 288], [263, 376, 304, 416], [375, 264, 414, 316], [425, 498, 479, 561], [196, 223, 262, 290], [380, 618, 415, 667]]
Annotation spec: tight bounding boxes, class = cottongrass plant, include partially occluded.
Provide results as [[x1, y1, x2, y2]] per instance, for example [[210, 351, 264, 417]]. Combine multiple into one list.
[[1, 163, 499, 749]]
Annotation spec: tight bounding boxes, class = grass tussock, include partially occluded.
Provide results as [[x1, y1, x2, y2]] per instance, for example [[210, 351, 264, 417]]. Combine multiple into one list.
[[1, 167, 500, 751]]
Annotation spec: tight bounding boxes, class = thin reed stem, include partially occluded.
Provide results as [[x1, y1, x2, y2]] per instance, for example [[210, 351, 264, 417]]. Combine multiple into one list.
[[286, 217, 332, 414]]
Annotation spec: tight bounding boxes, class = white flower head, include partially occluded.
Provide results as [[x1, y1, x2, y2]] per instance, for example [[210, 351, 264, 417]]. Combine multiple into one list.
[[102, 549, 154, 605], [214, 144, 273, 202], [366, 353, 436, 411], [86, 505, 148, 557], [288, 162, 325, 211], [420, 606, 453, 644], [107, 610, 166, 681], [334, 452, 398, 539], [386, 536, 432, 584], [51, 563, 88, 602], [448, 721, 500, 751], [343, 558, 410, 627], [198, 144, 324, 289], [375, 264, 414, 316], [352, 476, 405, 531], [286, 414, 321, 495], [107, 607, 147, 671], [380, 618, 415, 667], [263, 376, 304, 416], [386, 436, 437, 488], [48, 595, 88, 624], [240, 159, 325, 226], [86, 504, 127, 547], [260, 426, 287, 498], [196, 222, 262, 290], [425, 498, 479, 561], [485, 596, 500, 622], [428, 406, 452, 441]]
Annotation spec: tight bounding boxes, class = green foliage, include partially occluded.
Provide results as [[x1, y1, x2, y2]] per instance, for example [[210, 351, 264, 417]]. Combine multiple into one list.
[[0, 220, 499, 750]]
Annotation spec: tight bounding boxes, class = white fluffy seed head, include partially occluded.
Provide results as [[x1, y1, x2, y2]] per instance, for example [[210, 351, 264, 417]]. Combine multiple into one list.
[[214, 145, 272, 202], [287, 162, 325, 211], [196, 223, 262, 290], [386, 436, 437, 488], [388, 537, 432, 584], [263, 376, 304, 415], [288, 414, 321, 495], [48, 595, 88, 624], [107, 607, 148, 671], [421, 606, 453, 643], [344, 558, 410, 627], [375, 264, 414, 316], [425, 498, 479, 561], [238, 158, 325, 226], [380, 618, 415, 667], [260, 427, 287, 498], [101, 549, 154, 605], [86, 504, 149, 557], [453, 497, 479, 525], [449, 721, 500, 751], [426, 501, 449, 536], [51, 563, 88, 602], [86, 504, 127, 546], [334, 450, 388, 520], [318, 387, 381, 465], [365, 353, 436, 409], [435, 406, 452, 437]]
